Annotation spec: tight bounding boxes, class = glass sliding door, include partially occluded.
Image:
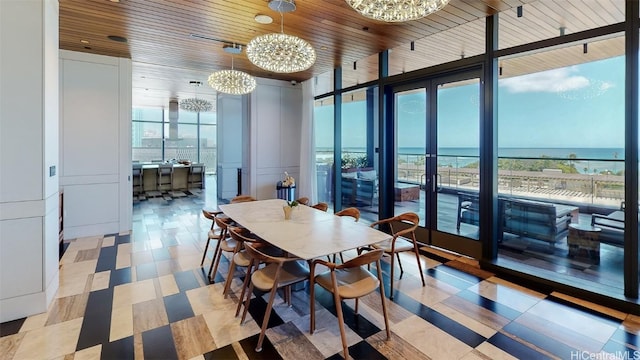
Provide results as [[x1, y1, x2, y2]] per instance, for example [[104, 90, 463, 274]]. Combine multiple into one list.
[[395, 87, 427, 223], [314, 97, 335, 209], [340, 88, 378, 220], [393, 71, 482, 258], [496, 35, 626, 294], [435, 78, 481, 239]]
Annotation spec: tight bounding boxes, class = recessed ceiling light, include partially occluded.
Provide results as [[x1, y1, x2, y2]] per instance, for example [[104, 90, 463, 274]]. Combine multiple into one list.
[[109, 0, 120, 3], [80, 39, 90, 44], [321, 46, 328, 50], [107, 35, 128, 43], [254, 14, 273, 24]]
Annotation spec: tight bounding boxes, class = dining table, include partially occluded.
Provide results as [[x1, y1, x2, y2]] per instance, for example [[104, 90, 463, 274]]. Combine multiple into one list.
[[218, 198, 391, 260]]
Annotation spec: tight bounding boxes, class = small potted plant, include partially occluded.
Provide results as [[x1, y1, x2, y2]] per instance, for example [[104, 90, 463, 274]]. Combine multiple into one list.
[[283, 199, 298, 220]]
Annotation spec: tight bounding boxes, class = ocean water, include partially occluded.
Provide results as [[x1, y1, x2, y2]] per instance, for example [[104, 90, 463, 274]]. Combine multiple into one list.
[[336, 147, 624, 159], [328, 147, 626, 174]]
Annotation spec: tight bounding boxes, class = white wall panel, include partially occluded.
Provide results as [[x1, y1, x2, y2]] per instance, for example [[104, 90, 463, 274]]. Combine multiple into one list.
[[59, 51, 132, 239], [256, 85, 281, 169], [280, 87, 302, 168], [0, 217, 43, 299], [0, 1, 43, 203], [43, 0, 59, 200], [44, 193, 59, 289], [217, 95, 243, 200], [61, 60, 119, 177], [64, 183, 118, 228], [248, 79, 302, 200], [0, 0, 60, 322]]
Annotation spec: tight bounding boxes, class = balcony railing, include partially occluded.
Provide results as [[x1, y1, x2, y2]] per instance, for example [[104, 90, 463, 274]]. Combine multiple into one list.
[[316, 151, 625, 208]]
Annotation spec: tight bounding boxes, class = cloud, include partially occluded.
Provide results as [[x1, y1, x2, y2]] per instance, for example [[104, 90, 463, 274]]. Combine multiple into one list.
[[500, 67, 590, 94]]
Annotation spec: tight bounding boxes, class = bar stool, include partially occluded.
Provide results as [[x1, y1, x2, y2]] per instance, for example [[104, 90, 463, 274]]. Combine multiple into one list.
[[157, 163, 174, 192], [132, 163, 144, 196], [188, 163, 205, 190]]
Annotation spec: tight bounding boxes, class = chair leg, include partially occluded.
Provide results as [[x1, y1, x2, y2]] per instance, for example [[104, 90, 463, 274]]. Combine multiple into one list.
[[240, 281, 255, 324], [256, 284, 280, 352], [389, 252, 396, 300], [376, 259, 391, 340], [354, 298, 359, 314], [236, 260, 255, 317], [309, 277, 316, 334], [222, 257, 237, 298], [208, 247, 223, 281], [200, 238, 211, 266], [332, 291, 349, 359], [412, 242, 426, 286], [396, 252, 404, 276]]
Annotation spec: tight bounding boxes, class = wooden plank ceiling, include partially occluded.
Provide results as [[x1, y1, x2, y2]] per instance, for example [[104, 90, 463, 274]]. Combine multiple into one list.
[[58, 0, 624, 108]]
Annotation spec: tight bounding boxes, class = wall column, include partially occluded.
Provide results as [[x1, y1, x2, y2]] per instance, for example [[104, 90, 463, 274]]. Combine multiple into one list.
[[0, 0, 60, 322]]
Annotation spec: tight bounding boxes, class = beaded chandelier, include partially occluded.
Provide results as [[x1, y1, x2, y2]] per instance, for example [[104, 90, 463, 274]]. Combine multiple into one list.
[[246, 0, 315, 73], [345, 0, 450, 22]]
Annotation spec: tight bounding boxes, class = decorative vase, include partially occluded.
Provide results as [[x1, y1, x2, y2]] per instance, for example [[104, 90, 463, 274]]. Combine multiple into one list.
[[283, 206, 293, 220]]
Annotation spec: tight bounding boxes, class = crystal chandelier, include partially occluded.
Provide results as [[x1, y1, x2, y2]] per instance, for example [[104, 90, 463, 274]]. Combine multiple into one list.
[[208, 69, 256, 95], [246, 0, 315, 73], [208, 45, 257, 95], [179, 98, 213, 112], [345, 0, 450, 22], [179, 81, 213, 112]]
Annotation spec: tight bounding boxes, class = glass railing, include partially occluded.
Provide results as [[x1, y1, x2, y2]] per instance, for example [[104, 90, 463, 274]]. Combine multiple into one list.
[[316, 150, 625, 208]]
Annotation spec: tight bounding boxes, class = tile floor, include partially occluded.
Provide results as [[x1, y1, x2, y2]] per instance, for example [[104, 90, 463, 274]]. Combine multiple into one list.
[[1, 185, 640, 359]]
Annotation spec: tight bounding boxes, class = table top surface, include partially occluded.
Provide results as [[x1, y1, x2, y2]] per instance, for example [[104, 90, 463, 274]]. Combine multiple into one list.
[[219, 199, 391, 260]]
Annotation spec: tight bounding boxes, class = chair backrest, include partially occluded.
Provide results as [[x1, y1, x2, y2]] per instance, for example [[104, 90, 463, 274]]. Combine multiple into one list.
[[231, 195, 256, 203], [311, 202, 329, 212], [214, 215, 231, 232], [243, 242, 285, 264], [228, 226, 261, 246], [202, 209, 215, 221], [296, 197, 310, 205], [371, 212, 419, 239], [390, 212, 419, 239], [335, 207, 360, 222], [190, 163, 205, 174], [338, 248, 383, 269], [158, 163, 173, 174]]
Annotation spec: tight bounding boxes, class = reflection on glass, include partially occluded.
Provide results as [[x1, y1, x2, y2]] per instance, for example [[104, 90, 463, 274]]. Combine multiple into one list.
[[132, 122, 163, 162], [497, 38, 625, 293], [314, 98, 334, 208], [132, 107, 217, 173], [341, 89, 377, 214], [395, 88, 426, 226], [436, 79, 480, 239]]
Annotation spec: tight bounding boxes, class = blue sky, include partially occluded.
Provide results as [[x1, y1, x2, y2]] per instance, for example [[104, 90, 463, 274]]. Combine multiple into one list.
[[315, 55, 625, 153]]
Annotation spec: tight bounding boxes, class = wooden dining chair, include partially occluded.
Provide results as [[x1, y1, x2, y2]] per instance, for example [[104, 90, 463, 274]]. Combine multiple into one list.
[[295, 197, 310, 205], [331, 207, 361, 263], [367, 212, 425, 299], [224, 227, 282, 299], [200, 209, 225, 266], [311, 202, 329, 212], [310, 248, 390, 359], [230, 195, 256, 203], [335, 207, 360, 221], [208, 215, 237, 281], [238, 242, 310, 353]]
